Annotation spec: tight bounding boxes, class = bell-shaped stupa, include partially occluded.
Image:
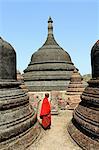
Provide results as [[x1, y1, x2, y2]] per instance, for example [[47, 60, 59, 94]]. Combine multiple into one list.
[[24, 17, 75, 92], [0, 37, 41, 149], [68, 41, 99, 150]]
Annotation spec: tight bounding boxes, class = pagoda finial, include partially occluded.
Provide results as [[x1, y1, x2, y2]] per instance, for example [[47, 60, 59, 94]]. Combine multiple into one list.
[[48, 16, 53, 36]]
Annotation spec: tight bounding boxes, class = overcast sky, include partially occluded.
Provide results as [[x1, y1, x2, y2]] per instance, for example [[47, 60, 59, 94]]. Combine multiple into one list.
[[0, 0, 98, 75]]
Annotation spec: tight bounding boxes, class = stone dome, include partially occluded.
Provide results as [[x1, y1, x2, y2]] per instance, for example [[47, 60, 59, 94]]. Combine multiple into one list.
[[31, 38, 71, 64], [30, 17, 72, 64], [24, 17, 75, 91], [0, 37, 16, 80]]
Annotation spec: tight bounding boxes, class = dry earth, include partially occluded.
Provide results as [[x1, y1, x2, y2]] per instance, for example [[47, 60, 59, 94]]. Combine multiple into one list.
[[28, 110, 82, 150]]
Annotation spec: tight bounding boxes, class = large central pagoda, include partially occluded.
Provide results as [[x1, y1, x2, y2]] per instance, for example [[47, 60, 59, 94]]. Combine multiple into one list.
[[24, 17, 75, 92]]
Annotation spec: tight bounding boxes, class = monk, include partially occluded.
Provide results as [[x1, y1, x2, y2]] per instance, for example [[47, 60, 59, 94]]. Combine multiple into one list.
[[40, 93, 51, 130]]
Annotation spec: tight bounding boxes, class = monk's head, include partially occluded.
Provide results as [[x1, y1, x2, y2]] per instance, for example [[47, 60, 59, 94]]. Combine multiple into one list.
[[45, 93, 49, 98]]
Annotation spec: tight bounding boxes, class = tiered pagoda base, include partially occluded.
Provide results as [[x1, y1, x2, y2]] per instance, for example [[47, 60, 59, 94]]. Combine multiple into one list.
[[0, 81, 41, 150], [68, 78, 99, 150]]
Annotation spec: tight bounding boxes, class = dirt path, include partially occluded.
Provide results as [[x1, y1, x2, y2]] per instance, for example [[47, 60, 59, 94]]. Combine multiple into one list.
[[28, 110, 81, 150]]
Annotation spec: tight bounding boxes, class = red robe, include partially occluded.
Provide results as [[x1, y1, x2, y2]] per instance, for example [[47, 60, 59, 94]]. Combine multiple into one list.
[[40, 97, 51, 129]]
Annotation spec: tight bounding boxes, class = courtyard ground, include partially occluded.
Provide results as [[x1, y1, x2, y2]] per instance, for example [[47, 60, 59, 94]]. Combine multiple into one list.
[[27, 110, 82, 150]]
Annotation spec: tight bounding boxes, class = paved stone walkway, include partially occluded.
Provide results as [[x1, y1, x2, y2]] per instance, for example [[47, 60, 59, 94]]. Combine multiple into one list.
[[28, 110, 81, 150]]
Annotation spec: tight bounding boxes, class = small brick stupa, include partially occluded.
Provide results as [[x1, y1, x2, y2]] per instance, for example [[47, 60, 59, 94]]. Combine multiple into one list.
[[66, 69, 84, 109], [68, 41, 99, 150], [0, 37, 41, 150], [17, 70, 28, 92]]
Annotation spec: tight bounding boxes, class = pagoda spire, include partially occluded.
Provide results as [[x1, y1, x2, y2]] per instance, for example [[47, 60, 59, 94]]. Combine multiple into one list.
[[48, 16, 53, 36], [43, 16, 59, 46]]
